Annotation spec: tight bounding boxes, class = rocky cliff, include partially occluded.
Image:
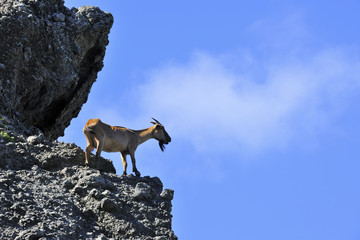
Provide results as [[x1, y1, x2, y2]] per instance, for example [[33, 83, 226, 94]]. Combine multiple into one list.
[[0, 0, 113, 140], [0, 164, 176, 240], [0, 0, 176, 239]]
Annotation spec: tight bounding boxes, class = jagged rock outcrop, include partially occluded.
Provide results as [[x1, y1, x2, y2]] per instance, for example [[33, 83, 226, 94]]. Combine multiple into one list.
[[0, 116, 115, 173], [0, 0, 177, 239], [0, 0, 113, 140], [0, 166, 176, 239]]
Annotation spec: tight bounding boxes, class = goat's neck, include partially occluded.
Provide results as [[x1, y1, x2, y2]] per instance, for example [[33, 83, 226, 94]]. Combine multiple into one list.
[[137, 126, 155, 145]]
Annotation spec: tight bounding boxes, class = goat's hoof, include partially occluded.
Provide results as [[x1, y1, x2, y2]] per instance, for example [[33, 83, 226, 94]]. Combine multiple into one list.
[[85, 163, 89, 169], [122, 171, 127, 176], [135, 171, 141, 177]]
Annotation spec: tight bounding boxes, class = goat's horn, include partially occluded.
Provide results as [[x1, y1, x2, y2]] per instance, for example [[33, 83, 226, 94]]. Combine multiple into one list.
[[151, 118, 161, 124]]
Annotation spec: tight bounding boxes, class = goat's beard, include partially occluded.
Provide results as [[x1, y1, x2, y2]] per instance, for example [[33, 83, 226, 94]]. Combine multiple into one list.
[[159, 141, 166, 152]]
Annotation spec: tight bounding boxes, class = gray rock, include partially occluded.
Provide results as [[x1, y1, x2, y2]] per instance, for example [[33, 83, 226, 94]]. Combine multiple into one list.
[[0, 166, 177, 239], [99, 197, 117, 213], [0, 0, 113, 140], [26, 133, 45, 145], [76, 172, 106, 189], [161, 188, 174, 200], [62, 179, 74, 189], [15, 228, 45, 240], [133, 182, 152, 200], [52, 12, 65, 22], [88, 188, 101, 199], [95, 233, 112, 240], [154, 236, 168, 240]]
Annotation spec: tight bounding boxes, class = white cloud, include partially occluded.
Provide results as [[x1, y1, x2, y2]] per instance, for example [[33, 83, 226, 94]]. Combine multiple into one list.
[[136, 48, 360, 154], [63, 13, 360, 160]]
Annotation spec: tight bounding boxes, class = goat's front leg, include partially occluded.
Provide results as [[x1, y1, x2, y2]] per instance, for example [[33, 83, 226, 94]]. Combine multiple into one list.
[[130, 152, 141, 177], [121, 152, 128, 175]]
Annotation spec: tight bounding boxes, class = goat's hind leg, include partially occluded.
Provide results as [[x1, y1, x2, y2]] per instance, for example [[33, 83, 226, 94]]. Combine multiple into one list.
[[95, 138, 104, 169], [84, 132, 95, 168], [85, 144, 94, 168]]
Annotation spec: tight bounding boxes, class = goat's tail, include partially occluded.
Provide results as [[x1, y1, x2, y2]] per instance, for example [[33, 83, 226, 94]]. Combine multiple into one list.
[[83, 126, 97, 148]]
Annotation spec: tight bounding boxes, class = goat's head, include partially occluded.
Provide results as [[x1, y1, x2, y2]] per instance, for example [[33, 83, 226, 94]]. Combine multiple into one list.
[[151, 118, 171, 151]]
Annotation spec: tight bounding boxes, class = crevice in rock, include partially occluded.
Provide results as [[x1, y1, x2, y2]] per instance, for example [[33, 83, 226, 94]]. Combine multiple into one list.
[[35, 97, 67, 131]]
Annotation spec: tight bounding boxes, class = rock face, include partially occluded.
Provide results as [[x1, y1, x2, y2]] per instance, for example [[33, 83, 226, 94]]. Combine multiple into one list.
[[0, 0, 177, 239], [0, 0, 113, 140], [0, 166, 176, 240]]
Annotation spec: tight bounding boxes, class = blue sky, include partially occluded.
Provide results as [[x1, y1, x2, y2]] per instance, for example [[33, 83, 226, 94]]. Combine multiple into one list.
[[62, 1, 360, 239]]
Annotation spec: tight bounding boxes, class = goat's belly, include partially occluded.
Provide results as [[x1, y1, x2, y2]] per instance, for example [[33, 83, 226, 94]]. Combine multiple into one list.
[[103, 139, 127, 152]]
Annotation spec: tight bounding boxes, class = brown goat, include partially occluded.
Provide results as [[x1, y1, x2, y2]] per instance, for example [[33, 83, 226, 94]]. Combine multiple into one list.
[[83, 118, 171, 176]]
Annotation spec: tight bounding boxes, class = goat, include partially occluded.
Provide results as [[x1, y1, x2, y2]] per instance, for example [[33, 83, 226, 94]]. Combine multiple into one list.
[[83, 118, 171, 176]]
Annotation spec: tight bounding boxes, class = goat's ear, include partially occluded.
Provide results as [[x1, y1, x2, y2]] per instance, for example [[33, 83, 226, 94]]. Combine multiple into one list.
[[150, 121, 157, 125]]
